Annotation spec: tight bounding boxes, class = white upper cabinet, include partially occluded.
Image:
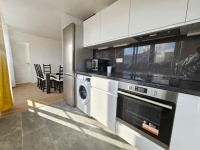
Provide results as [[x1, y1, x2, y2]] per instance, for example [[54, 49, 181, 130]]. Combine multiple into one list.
[[100, 0, 130, 42], [83, 13, 101, 47], [186, 0, 200, 21], [129, 0, 188, 35]]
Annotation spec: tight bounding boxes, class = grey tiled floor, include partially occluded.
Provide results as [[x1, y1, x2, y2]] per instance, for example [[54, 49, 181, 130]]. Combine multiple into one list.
[[0, 101, 134, 150]]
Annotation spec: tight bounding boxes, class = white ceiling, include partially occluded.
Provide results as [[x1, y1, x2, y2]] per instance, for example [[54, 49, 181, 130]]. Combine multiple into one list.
[[0, 0, 116, 40]]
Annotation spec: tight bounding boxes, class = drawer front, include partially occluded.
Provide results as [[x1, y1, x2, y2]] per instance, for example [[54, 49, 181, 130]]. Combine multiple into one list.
[[91, 77, 118, 95], [116, 120, 165, 150]]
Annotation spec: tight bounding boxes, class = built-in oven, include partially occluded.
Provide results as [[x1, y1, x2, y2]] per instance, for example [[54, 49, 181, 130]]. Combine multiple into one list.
[[117, 82, 177, 147]]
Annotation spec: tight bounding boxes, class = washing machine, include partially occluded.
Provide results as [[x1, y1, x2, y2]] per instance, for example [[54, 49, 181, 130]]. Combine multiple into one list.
[[76, 74, 91, 116]]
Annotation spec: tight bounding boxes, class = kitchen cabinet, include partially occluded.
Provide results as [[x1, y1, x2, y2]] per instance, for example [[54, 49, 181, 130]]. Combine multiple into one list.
[[90, 77, 118, 132], [129, 0, 188, 35], [100, 0, 130, 42], [170, 93, 200, 150], [186, 0, 200, 22], [116, 120, 165, 150], [83, 13, 100, 47]]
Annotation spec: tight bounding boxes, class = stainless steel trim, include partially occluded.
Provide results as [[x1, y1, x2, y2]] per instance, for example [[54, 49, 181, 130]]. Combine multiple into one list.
[[64, 73, 74, 76], [118, 81, 178, 103], [118, 90, 173, 110], [187, 31, 200, 36], [63, 23, 75, 75], [92, 86, 118, 96]]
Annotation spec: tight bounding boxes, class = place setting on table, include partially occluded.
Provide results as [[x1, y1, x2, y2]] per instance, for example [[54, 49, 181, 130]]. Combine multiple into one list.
[[34, 64, 63, 94]]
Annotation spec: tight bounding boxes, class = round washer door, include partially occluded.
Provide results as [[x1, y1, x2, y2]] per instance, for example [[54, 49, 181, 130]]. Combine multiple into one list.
[[78, 85, 88, 104]]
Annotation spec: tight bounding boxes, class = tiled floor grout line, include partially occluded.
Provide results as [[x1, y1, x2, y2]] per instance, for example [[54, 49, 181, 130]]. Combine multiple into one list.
[[45, 119, 59, 150], [21, 113, 23, 150]]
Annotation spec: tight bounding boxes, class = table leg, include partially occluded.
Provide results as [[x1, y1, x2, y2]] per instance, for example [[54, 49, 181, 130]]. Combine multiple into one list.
[[46, 73, 51, 94]]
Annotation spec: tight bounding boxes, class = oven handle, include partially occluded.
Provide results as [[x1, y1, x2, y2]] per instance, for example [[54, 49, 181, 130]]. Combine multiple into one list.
[[118, 90, 173, 110]]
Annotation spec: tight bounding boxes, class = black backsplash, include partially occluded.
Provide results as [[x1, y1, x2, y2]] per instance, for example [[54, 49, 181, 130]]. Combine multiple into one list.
[[93, 35, 200, 93]]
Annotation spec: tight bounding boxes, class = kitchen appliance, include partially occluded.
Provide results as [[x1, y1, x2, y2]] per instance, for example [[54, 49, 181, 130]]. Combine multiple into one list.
[[76, 74, 91, 116], [63, 23, 92, 106], [85, 59, 93, 71], [91, 59, 110, 72], [117, 81, 177, 147], [107, 66, 112, 76]]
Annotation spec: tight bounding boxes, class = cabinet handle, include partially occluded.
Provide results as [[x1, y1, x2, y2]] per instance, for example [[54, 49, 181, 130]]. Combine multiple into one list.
[[92, 87, 117, 96]]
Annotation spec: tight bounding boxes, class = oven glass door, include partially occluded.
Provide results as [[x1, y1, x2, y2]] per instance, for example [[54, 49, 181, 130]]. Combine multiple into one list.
[[117, 91, 175, 145]]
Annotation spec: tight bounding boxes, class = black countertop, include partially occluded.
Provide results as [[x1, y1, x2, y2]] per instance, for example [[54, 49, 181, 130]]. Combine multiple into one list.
[[76, 71, 200, 97]]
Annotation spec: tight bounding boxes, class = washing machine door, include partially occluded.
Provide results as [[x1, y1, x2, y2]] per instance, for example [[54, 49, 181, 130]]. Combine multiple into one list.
[[78, 84, 88, 104]]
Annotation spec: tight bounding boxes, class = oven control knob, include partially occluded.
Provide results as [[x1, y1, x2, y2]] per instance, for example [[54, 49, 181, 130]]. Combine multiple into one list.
[[153, 91, 158, 96], [128, 85, 133, 90]]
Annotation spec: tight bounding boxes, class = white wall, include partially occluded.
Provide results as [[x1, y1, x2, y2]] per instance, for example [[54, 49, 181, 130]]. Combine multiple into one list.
[[9, 29, 62, 84]]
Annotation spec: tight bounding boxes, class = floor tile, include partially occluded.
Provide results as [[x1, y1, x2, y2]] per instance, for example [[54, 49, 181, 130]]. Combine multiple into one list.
[[21, 111, 46, 135], [23, 127, 56, 150], [0, 113, 22, 150], [0, 113, 21, 137], [0, 129, 22, 150]]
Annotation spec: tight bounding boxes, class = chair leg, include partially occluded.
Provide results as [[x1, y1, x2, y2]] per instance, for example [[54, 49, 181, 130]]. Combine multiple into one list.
[[39, 79, 41, 88], [42, 81, 45, 92], [39, 79, 42, 89], [54, 81, 57, 91], [59, 82, 61, 93]]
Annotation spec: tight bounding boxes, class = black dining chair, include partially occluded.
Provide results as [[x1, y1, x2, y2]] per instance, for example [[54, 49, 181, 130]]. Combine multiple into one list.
[[43, 64, 51, 74], [53, 65, 63, 93], [43, 64, 56, 88], [34, 64, 40, 88], [36, 64, 47, 91]]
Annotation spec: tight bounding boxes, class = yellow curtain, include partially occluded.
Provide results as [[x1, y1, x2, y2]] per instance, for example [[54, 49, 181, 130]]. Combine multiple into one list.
[[0, 19, 13, 112]]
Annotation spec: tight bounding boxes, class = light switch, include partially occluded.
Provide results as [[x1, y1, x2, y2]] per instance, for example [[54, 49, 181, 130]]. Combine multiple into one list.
[[116, 58, 123, 63]]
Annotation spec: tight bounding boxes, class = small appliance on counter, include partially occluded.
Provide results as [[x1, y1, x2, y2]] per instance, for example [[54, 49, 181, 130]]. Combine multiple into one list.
[[107, 66, 112, 76], [85, 59, 110, 72]]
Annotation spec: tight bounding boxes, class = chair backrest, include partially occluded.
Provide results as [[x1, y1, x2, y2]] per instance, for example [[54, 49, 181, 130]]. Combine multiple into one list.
[[34, 64, 39, 76], [59, 65, 63, 80], [43, 64, 51, 74], [38, 64, 44, 79]]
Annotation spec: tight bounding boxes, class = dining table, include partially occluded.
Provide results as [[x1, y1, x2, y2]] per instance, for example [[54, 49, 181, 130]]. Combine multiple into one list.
[[45, 73, 62, 94]]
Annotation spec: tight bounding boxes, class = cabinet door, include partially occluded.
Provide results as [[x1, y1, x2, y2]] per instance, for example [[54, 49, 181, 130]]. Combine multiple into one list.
[[100, 0, 130, 42], [186, 0, 200, 21], [129, 0, 188, 35], [170, 94, 200, 150], [90, 87, 117, 132], [83, 13, 100, 47], [91, 77, 118, 94]]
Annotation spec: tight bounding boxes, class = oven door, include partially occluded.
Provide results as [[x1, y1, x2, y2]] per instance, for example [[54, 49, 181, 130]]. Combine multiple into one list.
[[117, 90, 175, 146]]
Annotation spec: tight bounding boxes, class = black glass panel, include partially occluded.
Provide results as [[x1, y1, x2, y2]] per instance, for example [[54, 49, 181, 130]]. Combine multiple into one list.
[[175, 37, 200, 81], [125, 96, 162, 126], [133, 45, 151, 81], [92, 35, 200, 94], [114, 46, 134, 76], [94, 48, 115, 62], [152, 42, 175, 75]]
